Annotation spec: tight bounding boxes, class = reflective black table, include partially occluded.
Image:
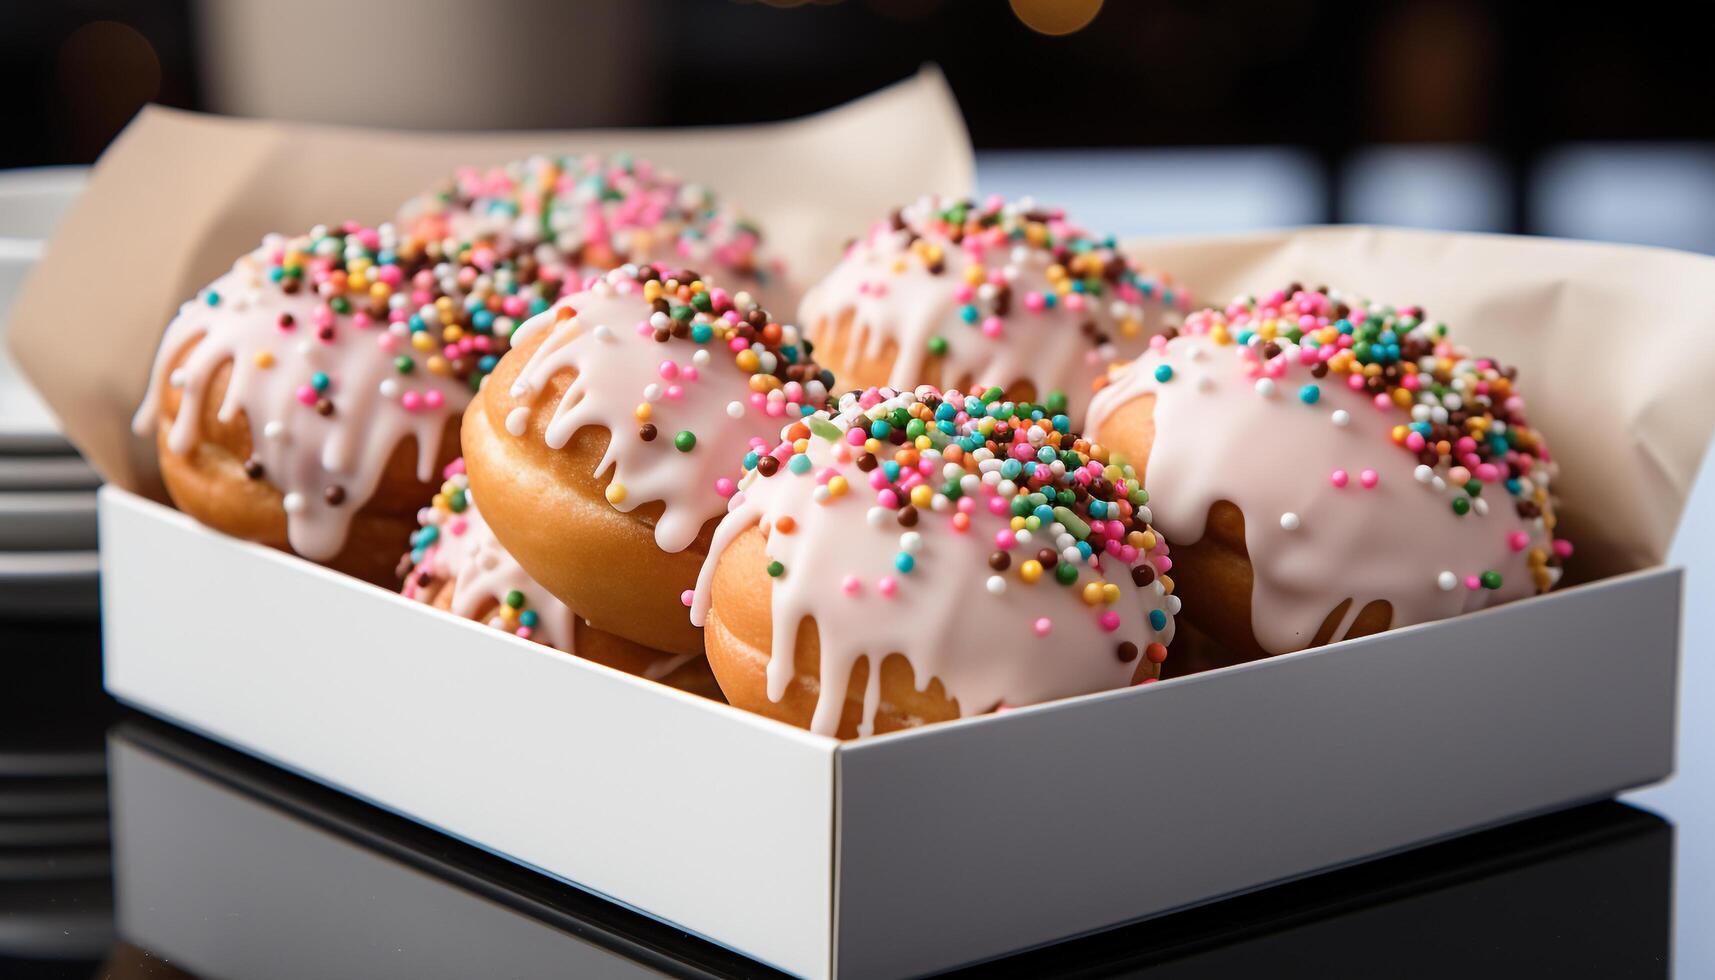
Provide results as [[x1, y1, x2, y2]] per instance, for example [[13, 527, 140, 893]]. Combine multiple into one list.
[[0, 618, 1684, 978]]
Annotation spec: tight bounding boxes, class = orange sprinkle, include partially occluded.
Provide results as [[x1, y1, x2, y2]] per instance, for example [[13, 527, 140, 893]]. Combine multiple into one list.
[[775, 516, 796, 534]]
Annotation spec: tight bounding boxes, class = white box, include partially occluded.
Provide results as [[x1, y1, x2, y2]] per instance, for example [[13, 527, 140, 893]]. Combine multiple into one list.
[[100, 485, 1681, 979]]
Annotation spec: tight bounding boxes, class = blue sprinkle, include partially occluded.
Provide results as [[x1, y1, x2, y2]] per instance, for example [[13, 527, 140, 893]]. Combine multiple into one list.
[[1154, 364, 1174, 383], [691, 324, 713, 343], [894, 552, 915, 573], [743, 451, 759, 469], [883, 461, 901, 481], [1036, 446, 1057, 463], [1000, 459, 1022, 480], [473, 310, 495, 330], [519, 610, 539, 628], [1149, 609, 1168, 631], [959, 304, 979, 324], [788, 454, 812, 474], [478, 355, 498, 372], [205, 291, 221, 306], [936, 403, 957, 421], [1051, 414, 1070, 432], [311, 371, 330, 392], [1299, 384, 1320, 404], [1033, 504, 1056, 523], [1076, 541, 1093, 559]]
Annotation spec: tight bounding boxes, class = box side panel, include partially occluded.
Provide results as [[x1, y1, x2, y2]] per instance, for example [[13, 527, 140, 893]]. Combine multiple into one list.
[[834, 568, 1680, 979], [100, 489, 833, 979]]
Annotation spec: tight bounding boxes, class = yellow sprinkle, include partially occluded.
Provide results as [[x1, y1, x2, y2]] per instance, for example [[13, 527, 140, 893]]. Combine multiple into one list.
[[1139, 530, 1157, 550], [964, 264, 986, 285], [1010, 516, 1027, 531], [1026, 222, 1048, 246], [431, 493, 448, 510], [411, 333, 435, 352], [1102, 583, 1121, 604], [1081, 582, 1104, 606], [793, 438, 809, 454], [370, 282, 391, 302], [1020, 559, 1043, 584], [1391, 388, 1413, 408], [1120, 317, 1141, 337], [1210, 325, 1231, 346], [828, 475, 849, 497], [1046, 263, 1067, 281], [605, 483, 627, 505], [749, 374, 781, 393], [426, 355, 450, 377], [253, 351, 275, 369], [634, 403, 652, 421], [914, 435, 932, 450], [735, 350, 760, 373], [1159, 573, 1174, 595], [443, 325, 464, 343], [643, 281, 663, 302], [909, 484, 933, 509]]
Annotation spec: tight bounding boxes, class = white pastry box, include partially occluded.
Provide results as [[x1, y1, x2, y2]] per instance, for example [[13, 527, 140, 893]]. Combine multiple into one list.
[[98, 485, 1679, 979]]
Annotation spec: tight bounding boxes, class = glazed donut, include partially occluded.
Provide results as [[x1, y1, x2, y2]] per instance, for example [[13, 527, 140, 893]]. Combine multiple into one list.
[[399, 153, 783, 298], [799, 195, 1189, 424], [1087, 285, 1570, 665], [399, 458, 721, 699], [690, 385, 1179, 738], [463, 263, 831, 656], [134, 222, 547, 584]]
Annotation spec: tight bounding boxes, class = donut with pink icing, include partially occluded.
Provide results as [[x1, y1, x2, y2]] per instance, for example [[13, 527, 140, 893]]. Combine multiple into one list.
[[1087, 285, 1569, 667], [462, 263, 833, 656], [399, 153, 783, 298], [399, 458, 722, 698], [691, 385, 1178, 738], [799, 195, 1189, 425], [135, 222, 544, 585]]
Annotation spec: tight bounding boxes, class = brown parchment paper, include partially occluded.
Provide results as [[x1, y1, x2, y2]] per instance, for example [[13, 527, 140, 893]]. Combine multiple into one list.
[[1127, 226, 1715, 578], [6, 67, 973, 499]]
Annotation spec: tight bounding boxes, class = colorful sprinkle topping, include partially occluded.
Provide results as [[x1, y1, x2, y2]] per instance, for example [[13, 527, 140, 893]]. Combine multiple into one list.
[[402, 153, 775, 288], [1142, 284, 1568, 592]]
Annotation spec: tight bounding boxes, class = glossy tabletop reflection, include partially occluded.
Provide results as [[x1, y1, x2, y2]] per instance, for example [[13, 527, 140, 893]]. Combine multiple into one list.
[[0, 617, 1681, 978]]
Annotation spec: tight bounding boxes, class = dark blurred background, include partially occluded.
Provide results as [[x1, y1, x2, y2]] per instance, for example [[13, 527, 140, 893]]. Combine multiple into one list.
[[3, 0, 1714, 246]]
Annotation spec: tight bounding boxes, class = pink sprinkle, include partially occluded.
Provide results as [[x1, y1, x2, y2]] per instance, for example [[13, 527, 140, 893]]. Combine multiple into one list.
[[1372, 393, 1392, 410], [1033, 617, 1052, 637], [1405, 432, 1427, 452], [988, 496, 1009, 515], [1359, 469, 1379, 489], [878, 576, 898, 597], [715, 478, 736, 498], [1330, 469, 1349, 488], [841, 576, 862, 596], [981, 316, 1004, 339], [1553, 539, 1574, 558], [681, 590, 694, 607], [659, 361, 679, 381], [1157, 556, 1173, 573], [515, 626, 534, 640], [683, 366, 700, 383], [665, 384, 684, 400], [295, 385, 317, 405], [1098, 611, 1121, 632], [447, 518, 467, 535], [1508, 531, 1530, 551], [1465, 575, 1482, 591], [1024, 291, 1046, 312], [376, 333, 399, 353], [953, 284, 974, 303], [1476, 463, 1501, 483], [400, 391, 423, 411], [994, 529, 1015, 549], [424, 390, 445, 410], [846, 427, 867, 446]]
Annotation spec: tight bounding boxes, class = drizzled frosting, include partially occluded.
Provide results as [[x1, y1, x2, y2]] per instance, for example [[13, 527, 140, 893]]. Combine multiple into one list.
[[401, 458, 574, 648], [135, 222, 540, 560], [692, 386, 1178, 737], [399, 153, 781, 290], [1087, 285, 1570, 654], [799, 194, 1189, 423], [500, 264, 832, 553]]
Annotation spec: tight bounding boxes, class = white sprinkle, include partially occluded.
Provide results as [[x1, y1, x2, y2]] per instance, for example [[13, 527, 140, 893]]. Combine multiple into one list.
[[1474, 498, 1490, 516], [1432, 476, 1447, 492], [1136, 505, 1152, 523], [813, 485, 831, 503], [168, 368, 188, 388], [1255, 378, 1277, 398], [643, 384, 662, 402], [930, 494, 951, 512], [379, 379, 400, 399], [725, 401, 745, 419], [1438, 571, 1458, 591], [1061, 546, 1082, 565], [263, 420, 285, 440], [1015, 528, 1034, 547], [1279, 512, 1301, 531], [986, 575, 1007, 595], [1196, 374, 1215, 392], [1414, 464, 1434, 484], [282, 492, 305, 513], [692, 349, 711, 367], [649, 312, 670, 330], [1331, 409, 1351, 427], [505, 407, 530, 437], [1166, 595, 1182, 615], [1188, 345, 1208, 361], [593, 324, 614, 342], [960, 473, 982, 496], [900, 531, 923, 554], [866, 507, 888, 528], [1055, 532, 1076, 551]]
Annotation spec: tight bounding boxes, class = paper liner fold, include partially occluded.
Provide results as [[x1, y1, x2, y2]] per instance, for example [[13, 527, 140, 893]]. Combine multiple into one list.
[[7, 67, 974, 498]]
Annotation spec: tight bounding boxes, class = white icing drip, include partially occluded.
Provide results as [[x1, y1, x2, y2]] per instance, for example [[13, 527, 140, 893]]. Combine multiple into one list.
[[692, 402, 1177, 738], [504, 274, 819, 554], [800, 195, 1181, 423], [402, 488, 576, 651], [1088, 331, 1559, 654], [133, 238, 470, 560]]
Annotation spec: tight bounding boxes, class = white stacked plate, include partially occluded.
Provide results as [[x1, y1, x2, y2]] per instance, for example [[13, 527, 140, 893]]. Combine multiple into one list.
[[1, 167, 100, 618]]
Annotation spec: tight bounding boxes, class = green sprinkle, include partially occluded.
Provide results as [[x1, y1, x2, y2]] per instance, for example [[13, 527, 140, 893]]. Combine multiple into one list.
[[1055, 562, 1079, 586], [927, 336, 949, 356], [1053, 505, 1089, 539], [1452, 497, 1471, 516], [767, 561, 785, 578], [1480, 570, 1503, 590], [808, 417, 842, 442], [674, 430, 697, 452], [504, 590, 525, 609], [1045, 391, 1068, 415], [394, 356, 415, 374]]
